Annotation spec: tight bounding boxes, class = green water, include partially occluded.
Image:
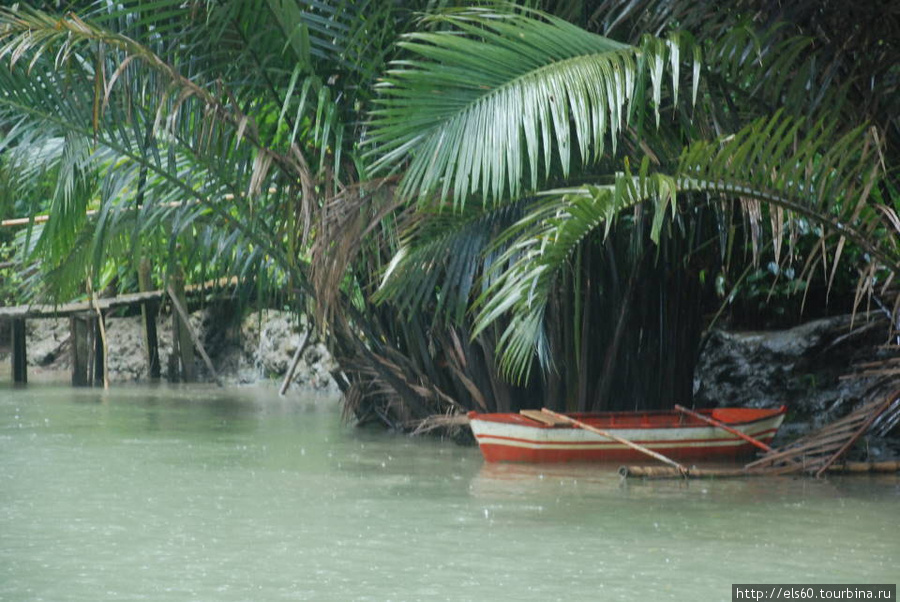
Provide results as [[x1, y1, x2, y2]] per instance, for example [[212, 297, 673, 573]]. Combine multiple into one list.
[[1, 385, 897, 601]]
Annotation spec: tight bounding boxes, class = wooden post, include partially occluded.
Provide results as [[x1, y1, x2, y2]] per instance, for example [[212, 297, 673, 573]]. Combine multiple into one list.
[[11, 318, 27, 384], [71, 314, 97, 386], [170, 268, 196, 383], [138, 258, 160, 380], [92, 310, 106, 387], [167, 285, 222, 386]]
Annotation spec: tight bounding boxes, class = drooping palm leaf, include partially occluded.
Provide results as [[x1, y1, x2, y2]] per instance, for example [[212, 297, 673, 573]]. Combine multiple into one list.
[[0, 4, 323, 296], [475, 114, 892, 381], [369, 7, 698, 207], [374, 197, 531, 324]]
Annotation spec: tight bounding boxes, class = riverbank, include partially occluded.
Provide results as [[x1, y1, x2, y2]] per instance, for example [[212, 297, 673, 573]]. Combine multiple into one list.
[[2, 310, 898, 458], [0, 308, 340, 395]]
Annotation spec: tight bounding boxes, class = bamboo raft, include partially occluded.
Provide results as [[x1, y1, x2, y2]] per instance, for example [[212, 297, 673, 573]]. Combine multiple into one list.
[[619, 461, 900, 479]]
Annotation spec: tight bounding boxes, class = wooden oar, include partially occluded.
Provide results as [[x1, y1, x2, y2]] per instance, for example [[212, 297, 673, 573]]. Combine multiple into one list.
[[541, 408, 688, 474], [674, 405, 773, 453]]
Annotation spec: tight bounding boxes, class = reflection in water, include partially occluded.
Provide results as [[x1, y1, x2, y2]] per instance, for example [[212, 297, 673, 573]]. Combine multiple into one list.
[[470, 460, 619, 499], [1, 385, 898, 602]]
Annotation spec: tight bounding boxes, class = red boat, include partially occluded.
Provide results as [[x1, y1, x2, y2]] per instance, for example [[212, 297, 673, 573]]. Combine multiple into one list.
[[468, 406, 787, 463]]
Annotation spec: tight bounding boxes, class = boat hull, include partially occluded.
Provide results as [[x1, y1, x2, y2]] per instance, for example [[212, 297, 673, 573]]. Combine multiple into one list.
[[468, 407, 787, 463]]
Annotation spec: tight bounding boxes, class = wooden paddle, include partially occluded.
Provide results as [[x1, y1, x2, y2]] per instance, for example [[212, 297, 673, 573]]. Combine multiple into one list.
[[540, 408, 688, 474], [674, 405, 773, 453]]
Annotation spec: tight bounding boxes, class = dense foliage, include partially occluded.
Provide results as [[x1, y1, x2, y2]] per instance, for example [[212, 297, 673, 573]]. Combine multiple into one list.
[[0, 1, 897, 427]]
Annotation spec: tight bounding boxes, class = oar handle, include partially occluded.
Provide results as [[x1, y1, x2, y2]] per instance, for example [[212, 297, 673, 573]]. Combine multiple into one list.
[[541, 408, 688, 474], [674, 404, 773, 452]]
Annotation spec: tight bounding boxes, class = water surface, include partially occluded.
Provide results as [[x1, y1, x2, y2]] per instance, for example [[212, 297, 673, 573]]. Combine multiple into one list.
[[1, 385, 897, 601]]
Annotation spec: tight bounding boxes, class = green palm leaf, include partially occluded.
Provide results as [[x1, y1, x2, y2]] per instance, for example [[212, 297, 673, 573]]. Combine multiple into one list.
[[475, 114, 891, 381], [374, 198, 530, 324], [369, 7, 697, 207]]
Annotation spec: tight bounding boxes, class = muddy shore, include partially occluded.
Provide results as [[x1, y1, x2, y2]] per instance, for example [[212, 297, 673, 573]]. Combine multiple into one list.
[[0, 308, 340, 396]]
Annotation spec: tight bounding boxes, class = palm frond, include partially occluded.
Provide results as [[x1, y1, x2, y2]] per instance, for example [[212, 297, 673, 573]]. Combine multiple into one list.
[[369, 7, 697, 207], [475, 114, 891, 381], [374, 198, 530, 324], [0, 7, 305, 276]]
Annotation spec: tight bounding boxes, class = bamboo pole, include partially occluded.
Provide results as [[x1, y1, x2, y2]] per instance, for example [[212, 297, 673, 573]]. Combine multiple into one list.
[[815, 391, 899, 478], [88, 281, 110, 390], [166, 285, 223, 387], [91, 302, 109, 389], [827, 460, 900, 474], [0, 279, 238, 321], [619, 465, 749, 479], [674, 404, 774, 452], [279, 330, 310, 396], [541, 408, 689, 474], [1, 192, 276, 228], [620, 461, 900, 479], [0, 290, 167, 319]]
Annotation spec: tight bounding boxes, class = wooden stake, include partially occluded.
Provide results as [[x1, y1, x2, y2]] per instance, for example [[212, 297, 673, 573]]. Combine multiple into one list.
[[70, 314, 94, 387], [11, 318, 27, 384], [89, 291, 109, 390], [541, 408, 689, 474], [675, 405, 773, 453], [166, 285, 223, 387], [138, 258, 160, 380], [279, 330, 310, 396], [169, 269, 196, 383]]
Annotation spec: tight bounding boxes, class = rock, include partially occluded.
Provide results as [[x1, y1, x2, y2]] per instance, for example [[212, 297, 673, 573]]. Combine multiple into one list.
[[0, 306, 338, 394], [26, 318, 70, 367], [233, 309, 339, 393], [694, 314, 891, 427]]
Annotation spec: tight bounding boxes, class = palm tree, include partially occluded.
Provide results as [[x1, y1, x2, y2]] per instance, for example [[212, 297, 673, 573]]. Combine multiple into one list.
[[0, 3, 419, 336], [367, 5, 900, 418], [0, 2, 322, 301], [0, 1, 464, 411], [1, 2, 897, 430], [0, 1, 545, 426]]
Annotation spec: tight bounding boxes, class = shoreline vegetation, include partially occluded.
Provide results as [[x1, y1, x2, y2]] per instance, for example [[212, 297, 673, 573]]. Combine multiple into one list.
[[0, 2, 897, 444], [3, 307, 897, 462]]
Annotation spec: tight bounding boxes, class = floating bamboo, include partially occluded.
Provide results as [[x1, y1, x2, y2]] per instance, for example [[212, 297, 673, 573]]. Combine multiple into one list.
[[619, 465, 749, 479], [620, 461, 900, 479], [745, 395, 896, 474], [541, 408, 688, 474]]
